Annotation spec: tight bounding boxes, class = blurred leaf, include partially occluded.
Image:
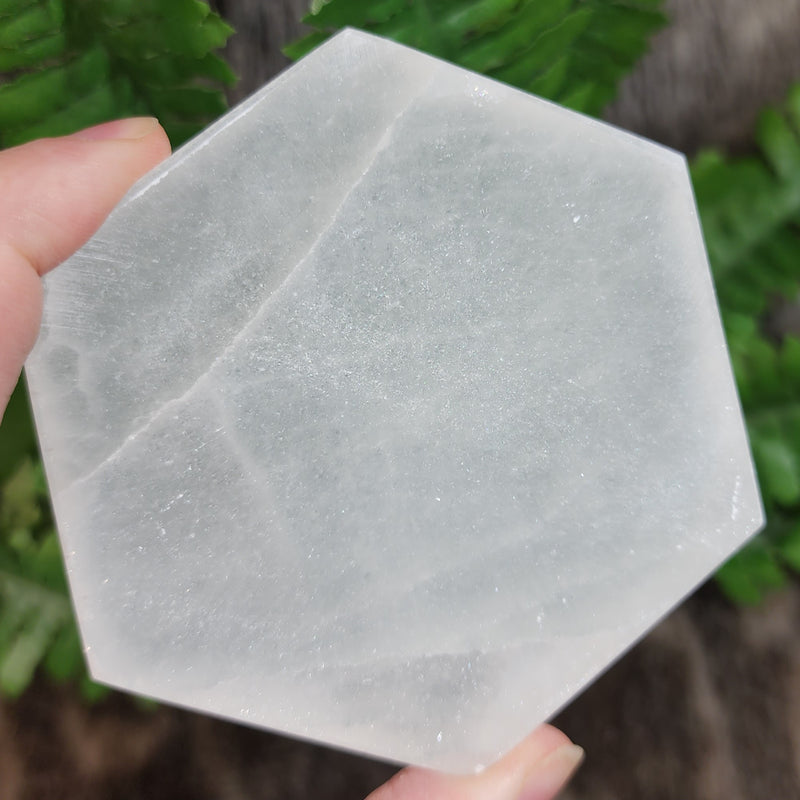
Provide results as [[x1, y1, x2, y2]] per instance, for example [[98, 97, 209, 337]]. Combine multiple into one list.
[[0, 551, 72, 696], [0, 459, 41, 532], [79, 674, 111, 702], [692, 91, 800, 319], [716, 541, 786, 605], [43, 621, 83, 681], [752, 435, 800, 506], [703, 84, 800, 599], [0, 378, 37, 483]]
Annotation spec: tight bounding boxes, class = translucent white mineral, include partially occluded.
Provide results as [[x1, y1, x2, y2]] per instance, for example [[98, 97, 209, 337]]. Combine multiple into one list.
[[26, 29, 762, 771]]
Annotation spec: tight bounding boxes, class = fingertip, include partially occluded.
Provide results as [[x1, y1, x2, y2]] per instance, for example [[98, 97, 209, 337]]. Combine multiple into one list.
[[365, 726, 584, 800], [67, 116, 173, 184], [517, 742, 584, 800], [70, 116, 161, 142], [0, 119, 172, 275], [494, 724, 574, 774], [67, 117, 172, 164], [365, 766, 457, 800], [474, 725, 581, 800], [0, 116, 174, 407], [138, 119, 173, 165]]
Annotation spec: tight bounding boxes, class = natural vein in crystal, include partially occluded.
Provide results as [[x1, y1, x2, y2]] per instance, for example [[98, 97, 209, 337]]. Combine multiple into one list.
[[64, 72, 436, 495]]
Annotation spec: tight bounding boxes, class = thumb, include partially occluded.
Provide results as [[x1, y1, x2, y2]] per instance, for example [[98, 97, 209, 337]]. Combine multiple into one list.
[[0, 117, 171, 414], [367, 726, 584, 800]]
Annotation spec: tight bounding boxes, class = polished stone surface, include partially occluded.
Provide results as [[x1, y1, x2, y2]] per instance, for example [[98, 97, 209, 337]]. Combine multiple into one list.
[[26, 29, 763, 772]]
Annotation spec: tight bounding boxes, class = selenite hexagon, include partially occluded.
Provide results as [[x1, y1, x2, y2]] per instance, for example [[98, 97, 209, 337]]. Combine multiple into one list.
[[26, 29, 763, 772]]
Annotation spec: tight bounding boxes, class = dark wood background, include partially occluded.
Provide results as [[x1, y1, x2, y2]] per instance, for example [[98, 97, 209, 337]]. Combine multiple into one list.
[[3, 1, 800, 798]]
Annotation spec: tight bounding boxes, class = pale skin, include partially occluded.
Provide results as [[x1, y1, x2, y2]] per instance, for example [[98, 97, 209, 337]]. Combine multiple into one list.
[[0, 117, 584, 800]]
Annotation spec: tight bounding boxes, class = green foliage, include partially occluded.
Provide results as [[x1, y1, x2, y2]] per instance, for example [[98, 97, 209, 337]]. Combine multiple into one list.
[[0, 379, 37, 485], [0, 0, 235, 148], [0, 456, 108, 698], [693, 85, 800, 602], [692, 85, 800, 320], [717, 316, 800, 602], [286, 0, 667, 116]]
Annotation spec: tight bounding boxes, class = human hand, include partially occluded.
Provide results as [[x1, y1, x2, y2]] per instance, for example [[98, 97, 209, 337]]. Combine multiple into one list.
[[0, 120, 583, 799], [0, 118, 172, 415]]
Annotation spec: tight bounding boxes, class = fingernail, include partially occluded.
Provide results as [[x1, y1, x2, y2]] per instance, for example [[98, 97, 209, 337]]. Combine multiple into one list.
[[518, 743, 584, 800], [69, 117, 160, 142]]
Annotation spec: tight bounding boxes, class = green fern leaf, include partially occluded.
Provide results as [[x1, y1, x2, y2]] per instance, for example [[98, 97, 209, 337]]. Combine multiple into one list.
[[719, 300, 800, 594], [459, 0, 573, 73], [286, 0, 666, 116], [282, 30, 328, 61], [489, 8, 592, 88], [778, 520, 800, 571], [0, 0, 61, 47], [0, 460, 98, 697], [0, 46, 110, 132], [0, 539, 72, 696], [0, 0, 235, 149], [43, 619, 83, 680], [692, 89, 800, 319], [0, 30, 65, 71], [715, 540, 786, 605], [759, 107, 800, 180]]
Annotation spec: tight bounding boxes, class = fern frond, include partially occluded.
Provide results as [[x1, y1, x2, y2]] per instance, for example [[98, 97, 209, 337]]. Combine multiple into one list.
[[0, 0, 65, 70], [285, 0, 666, 116], [715, 537, 787, 605], [714, 309, 800, 602], [692, 85, 800, 318], [729, 316, 800, 501], [690, 85, 800, 602], [0, 460, 100, 696], [0, 0, 235, 148], [0, 552, 72, 695]]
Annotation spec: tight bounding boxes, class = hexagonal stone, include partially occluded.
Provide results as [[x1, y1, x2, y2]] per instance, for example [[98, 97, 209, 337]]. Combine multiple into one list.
[[26, 29, 762, 772]]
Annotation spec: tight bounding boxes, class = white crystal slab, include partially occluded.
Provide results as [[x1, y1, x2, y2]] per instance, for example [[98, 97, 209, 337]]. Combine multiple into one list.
[[26, 29, 762, 772]]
